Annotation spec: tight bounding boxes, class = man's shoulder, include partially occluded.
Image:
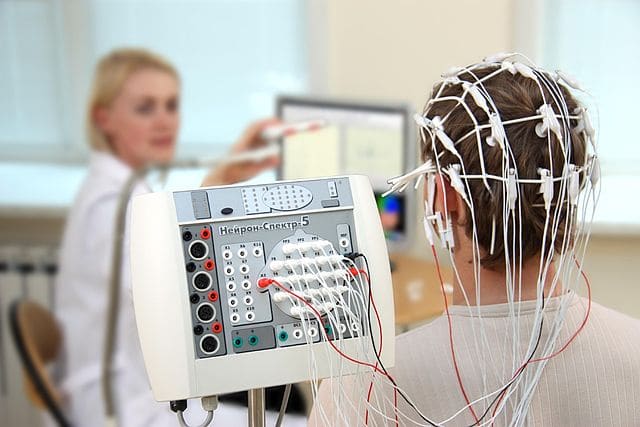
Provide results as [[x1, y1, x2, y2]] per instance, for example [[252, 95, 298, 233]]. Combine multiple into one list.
[[585, 299, 640, 333]]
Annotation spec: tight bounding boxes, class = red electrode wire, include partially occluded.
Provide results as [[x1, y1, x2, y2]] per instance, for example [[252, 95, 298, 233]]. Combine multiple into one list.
[[531, 257, 591, 363], [267, 269, 400, 426], [353, 268, 399, 427], [267, 278, 388, 377], [432, 245, 480, 425], [489, 257, 593, 424]]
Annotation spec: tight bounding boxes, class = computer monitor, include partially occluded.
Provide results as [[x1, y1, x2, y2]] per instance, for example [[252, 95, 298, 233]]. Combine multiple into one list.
[[277, 96, 415, 252]]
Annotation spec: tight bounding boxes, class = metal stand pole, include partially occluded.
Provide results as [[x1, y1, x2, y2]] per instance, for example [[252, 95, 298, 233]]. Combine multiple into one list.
[[248, 388, 266, 427]]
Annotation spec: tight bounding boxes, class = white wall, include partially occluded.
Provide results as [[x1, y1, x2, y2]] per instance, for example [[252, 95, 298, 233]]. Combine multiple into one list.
[[323, 0, 512, 111], [321, 0, 640, 319]]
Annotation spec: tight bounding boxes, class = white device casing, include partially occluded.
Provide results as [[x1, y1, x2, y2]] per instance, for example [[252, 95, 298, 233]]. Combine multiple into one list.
[[130, 175, 394, 401]]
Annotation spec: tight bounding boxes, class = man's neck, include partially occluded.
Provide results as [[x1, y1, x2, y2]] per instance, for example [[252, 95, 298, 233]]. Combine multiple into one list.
[[450, 254, 561, 306]]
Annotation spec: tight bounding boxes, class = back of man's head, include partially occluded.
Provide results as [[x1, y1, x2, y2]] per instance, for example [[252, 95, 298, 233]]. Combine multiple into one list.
[[420, 63, 590, 270]]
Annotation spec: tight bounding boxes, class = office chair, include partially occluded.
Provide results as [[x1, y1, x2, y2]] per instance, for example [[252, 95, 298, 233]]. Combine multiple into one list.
[[9, 299, 71, 427]]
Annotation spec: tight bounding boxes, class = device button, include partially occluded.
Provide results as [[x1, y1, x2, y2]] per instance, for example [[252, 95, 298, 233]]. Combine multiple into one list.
[[321, 199, 340, 208], [328, 181, 338, 198], [191, 191, 211, 219], [221, 207, 233, 215]]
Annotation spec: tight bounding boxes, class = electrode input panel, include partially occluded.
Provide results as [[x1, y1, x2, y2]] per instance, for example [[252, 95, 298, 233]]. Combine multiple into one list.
[[174, 177, 364, 360]]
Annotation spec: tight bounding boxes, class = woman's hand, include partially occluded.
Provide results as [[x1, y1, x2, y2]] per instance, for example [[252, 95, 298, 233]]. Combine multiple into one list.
[[201, 118, 281, 186]]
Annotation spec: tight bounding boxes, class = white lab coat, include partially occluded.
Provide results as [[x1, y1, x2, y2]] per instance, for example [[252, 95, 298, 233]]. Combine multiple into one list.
[[54, 151, 307, 427], [55, 151, 181, 426]]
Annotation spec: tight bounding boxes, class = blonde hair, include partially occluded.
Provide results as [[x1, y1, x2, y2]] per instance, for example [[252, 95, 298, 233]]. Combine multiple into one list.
[[86, 48, 179, 151]]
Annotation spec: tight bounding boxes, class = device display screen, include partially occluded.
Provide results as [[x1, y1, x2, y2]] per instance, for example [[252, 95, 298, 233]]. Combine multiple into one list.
[[277, 98, 412, 250], [375, 192, 406, 242]]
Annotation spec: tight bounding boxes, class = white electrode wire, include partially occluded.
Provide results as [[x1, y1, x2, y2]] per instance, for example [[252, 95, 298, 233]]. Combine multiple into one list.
[[504, 68, 572, 417], [464, 67, 523, 392], [465, 67, 526, 408], [423, 112, 498, 421], [438, 61, 592, 424], [284, 275, 390, 427], [279, 270, 330, 425], [362, 55, 599, 426], [290, 247, 370, 426], [342, 257, 445, 427]]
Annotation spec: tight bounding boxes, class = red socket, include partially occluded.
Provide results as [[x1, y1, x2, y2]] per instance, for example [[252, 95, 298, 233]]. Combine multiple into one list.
[[211, 322, 223, 334], [204, 260, 215, 271], [208, 290, 219, 302], [200, 228, 211, 240]]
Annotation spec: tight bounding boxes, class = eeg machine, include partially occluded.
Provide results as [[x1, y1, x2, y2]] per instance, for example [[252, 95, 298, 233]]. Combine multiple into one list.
[[130, 176, 395, 411]]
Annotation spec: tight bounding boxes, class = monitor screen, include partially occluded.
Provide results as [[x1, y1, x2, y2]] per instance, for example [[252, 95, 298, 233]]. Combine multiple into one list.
[[277, 97, 414, 251]]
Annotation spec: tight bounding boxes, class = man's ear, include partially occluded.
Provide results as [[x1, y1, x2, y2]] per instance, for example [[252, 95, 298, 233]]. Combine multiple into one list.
[[433, 174, 470, 227], [433, 174, 458, 215]]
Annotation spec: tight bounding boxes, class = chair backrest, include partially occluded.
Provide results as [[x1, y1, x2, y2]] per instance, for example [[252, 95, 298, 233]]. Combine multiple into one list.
[[9, 299, 71, 427]]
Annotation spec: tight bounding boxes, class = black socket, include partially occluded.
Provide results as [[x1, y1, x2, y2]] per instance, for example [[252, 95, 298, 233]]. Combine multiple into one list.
[[197, 304, 215, 322], [193, 325, 204, 335], [201, 335, 219, 353], [186, 262, 197, 273], [193, 273, 211, 291], [190, 294, 200, 304], [189, 241, 207, 259], [183, 231, 193, 241]]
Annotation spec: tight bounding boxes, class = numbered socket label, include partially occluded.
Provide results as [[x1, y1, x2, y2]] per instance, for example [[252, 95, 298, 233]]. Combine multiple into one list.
[[219, 241, 271, 327]]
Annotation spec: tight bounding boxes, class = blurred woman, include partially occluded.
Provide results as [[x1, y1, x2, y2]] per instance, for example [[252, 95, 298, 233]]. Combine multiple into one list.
[[54, 48, 279, 426]]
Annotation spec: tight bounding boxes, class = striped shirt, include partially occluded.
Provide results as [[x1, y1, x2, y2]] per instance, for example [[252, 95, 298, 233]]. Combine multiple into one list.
[[310, 293, 640, 426]]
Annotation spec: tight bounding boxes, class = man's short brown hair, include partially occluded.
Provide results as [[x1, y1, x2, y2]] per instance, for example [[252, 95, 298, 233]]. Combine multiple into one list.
[[421, 66, 587, 269]]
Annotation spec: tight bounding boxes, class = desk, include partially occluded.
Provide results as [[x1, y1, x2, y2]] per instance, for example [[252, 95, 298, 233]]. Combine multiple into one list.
[[390, 254, 453, 327]]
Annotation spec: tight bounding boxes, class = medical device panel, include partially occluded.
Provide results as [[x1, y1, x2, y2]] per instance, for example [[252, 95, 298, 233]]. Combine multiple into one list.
[[130, 176, 394, 401]]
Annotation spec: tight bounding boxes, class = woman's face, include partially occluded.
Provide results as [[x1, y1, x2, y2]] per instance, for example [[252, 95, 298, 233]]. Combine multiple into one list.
[[96, 68, 180, 168]]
